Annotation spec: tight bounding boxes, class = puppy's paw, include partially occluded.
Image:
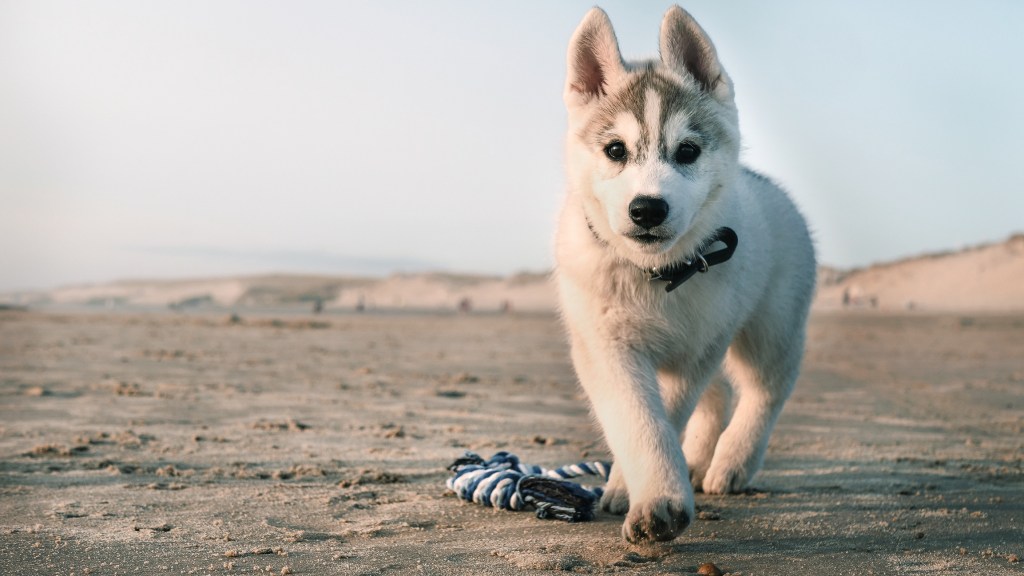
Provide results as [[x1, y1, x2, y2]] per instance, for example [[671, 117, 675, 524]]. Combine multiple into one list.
[[683, 439, 715, 493], [683, 434, 718, 494], [621, 497, 692, 543], [600, 469, 629, 515], [688, 465, 709, 493], [600, 487, 630, 515], [701, 460, 751, 495]]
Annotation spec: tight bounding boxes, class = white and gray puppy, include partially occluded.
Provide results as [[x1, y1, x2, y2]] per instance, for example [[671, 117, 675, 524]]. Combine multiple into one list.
[[555, 6, 816, 543]]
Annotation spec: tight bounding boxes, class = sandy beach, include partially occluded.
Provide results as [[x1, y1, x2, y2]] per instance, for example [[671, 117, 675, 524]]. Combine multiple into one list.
[[1, 308, 1022, 575], [4, 2, 1023, 573]]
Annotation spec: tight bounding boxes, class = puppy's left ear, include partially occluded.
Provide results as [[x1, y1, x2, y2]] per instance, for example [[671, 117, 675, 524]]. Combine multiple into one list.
[[659, 5, 733, 102]]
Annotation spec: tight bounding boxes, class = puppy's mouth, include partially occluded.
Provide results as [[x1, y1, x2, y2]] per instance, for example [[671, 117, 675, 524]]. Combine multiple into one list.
[[627, 232, 671, 245]]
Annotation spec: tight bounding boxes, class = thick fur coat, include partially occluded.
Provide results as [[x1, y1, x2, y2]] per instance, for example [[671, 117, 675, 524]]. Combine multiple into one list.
[[555, 6, 816, 543]]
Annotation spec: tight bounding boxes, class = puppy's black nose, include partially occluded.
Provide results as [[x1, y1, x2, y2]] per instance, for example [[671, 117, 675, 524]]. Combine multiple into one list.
[[628, 196, 669, 229]]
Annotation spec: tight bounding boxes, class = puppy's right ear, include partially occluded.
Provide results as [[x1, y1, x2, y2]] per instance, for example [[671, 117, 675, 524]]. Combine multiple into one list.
[[564, 8, 625, 109]]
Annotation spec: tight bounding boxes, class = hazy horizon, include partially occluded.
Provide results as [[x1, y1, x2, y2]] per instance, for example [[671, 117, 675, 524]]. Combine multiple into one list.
[[6, 230, 1023, 294], [3, 1, 1023, 292]]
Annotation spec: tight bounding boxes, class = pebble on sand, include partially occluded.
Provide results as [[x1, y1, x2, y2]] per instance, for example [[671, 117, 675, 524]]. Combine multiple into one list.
[[697, 562, 723, 576]]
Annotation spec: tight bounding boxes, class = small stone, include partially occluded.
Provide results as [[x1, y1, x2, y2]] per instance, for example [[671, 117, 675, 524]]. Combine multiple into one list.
[[280, 567, 292, 575], [113, 381, 144, 396], [29, 444, 71, 457], [435, 389, 466, 398], [697, 562, 723, 576], [1008, 554, 1020, 563]]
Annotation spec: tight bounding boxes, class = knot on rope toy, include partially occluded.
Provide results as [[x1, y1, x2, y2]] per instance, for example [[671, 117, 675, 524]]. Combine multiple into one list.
[[445, 451, 611, 522]]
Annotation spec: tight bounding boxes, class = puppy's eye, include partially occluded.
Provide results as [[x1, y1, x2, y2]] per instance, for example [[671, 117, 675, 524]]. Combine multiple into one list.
[[604, 141, 627, 161], [673, 142, 701, 164]]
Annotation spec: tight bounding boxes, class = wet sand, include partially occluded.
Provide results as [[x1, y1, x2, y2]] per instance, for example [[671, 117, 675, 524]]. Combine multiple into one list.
[[1, 309, 1022, 575]]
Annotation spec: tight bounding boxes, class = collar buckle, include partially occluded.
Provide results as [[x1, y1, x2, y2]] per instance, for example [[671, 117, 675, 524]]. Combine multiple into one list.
[[695, 254, 709, 273], [646, 227, 738, 293]]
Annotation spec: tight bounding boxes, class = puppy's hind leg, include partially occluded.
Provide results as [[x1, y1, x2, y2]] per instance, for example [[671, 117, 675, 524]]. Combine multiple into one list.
[[658, 344, 731, 494], [683, 375, 731, 492], [702, 325, 804, 495]]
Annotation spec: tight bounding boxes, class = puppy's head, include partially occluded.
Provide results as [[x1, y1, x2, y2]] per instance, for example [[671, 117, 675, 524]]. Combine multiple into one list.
[[564, 6, 740, 267]]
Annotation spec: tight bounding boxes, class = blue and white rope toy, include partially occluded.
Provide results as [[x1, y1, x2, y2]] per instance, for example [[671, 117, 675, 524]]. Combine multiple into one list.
[[446, 451, 612, 522]]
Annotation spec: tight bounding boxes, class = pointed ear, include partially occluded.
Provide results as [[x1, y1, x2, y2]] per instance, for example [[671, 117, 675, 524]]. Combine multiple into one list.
[[659, 5, 733, 102], [565, 8, 625, 108]]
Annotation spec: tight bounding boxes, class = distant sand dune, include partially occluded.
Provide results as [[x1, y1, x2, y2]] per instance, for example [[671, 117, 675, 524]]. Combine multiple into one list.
[[4, 234, 1022, 313], [814, 234, 1024, 312], [7, 273, 557, 313], [330, 272, 553, 313], [41, 277, 249, 308]]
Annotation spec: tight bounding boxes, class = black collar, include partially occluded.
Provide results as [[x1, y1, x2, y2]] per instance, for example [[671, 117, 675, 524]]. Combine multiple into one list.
[[648, 227, 738, 293], [584, 216, 738, 293]]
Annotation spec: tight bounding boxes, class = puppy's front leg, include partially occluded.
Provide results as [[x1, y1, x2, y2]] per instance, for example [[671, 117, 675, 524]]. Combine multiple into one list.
[[570, 336, 693, 543]]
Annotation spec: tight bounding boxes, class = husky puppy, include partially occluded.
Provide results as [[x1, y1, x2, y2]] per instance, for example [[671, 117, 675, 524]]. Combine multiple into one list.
[[556, 6, 816, 543]]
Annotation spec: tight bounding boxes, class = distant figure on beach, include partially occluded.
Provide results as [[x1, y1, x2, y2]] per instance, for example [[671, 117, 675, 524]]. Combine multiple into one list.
[[458, 297, 472, 314], [500, 300, 513, 314], [313, 298, 323, 314], [355, 295, 366, 313]]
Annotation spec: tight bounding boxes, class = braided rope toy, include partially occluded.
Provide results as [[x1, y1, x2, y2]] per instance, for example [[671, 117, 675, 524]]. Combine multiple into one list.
[[446, 451, 612, 522]]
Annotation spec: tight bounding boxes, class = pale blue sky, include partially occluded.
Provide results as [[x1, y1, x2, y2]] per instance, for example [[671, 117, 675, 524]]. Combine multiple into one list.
[[1, 1, 1022, 291]]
